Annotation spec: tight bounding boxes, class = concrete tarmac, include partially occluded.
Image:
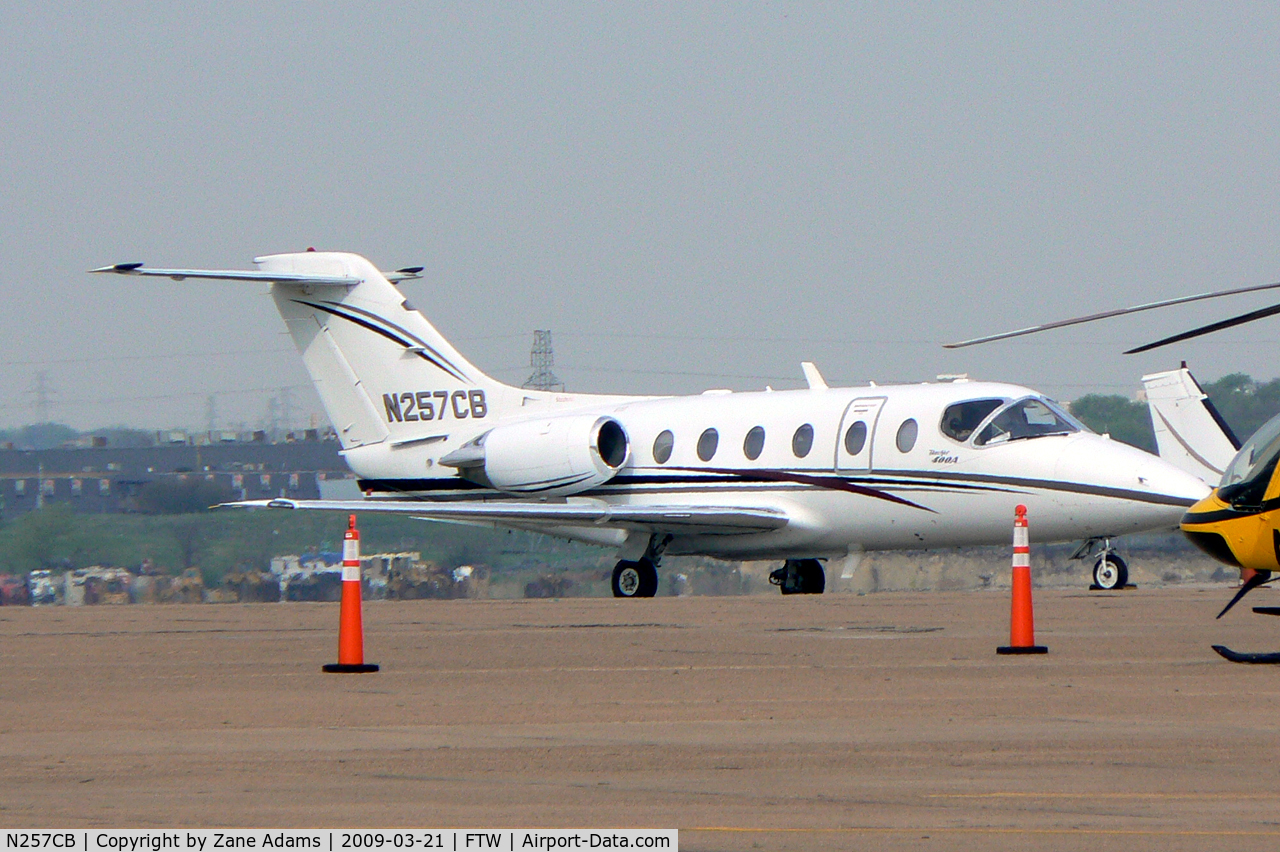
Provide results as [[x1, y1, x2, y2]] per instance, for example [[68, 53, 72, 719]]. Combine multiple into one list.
[[2, 588, 1280, 851]]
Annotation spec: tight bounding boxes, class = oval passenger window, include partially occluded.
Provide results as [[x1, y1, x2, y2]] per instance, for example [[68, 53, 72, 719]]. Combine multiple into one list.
[[896, 419, 918, 453], [652, 430, 674, 464], [792, 424, 814, 458], [743, 426, 765, 460], [697, 428, 719, 461], [845, 421, 868, 455]]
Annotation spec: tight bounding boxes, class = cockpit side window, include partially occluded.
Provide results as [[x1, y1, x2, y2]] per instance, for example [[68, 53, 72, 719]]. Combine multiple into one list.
[[940, 399, 1005, 442], [1219, 411, 1280, 506], [975, 397, 1079, 447]]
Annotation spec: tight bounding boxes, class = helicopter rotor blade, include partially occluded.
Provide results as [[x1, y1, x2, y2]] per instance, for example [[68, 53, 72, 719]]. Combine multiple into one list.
[[945, 280, 1280, 349], [1124, 302, 1280, 354]]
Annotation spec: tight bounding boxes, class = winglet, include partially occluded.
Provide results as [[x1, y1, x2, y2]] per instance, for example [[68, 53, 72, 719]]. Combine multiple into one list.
[[801, 362, 828, 390]]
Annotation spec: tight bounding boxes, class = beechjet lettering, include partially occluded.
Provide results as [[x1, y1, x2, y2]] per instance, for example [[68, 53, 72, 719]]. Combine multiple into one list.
[[94, 251, 1209, 596]]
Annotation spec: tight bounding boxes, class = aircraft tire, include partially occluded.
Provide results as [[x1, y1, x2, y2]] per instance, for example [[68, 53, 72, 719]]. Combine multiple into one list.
[[1093, 554, 1129, 590], [802, 560, 826, 594], [612, 559, 658, 598], [772, 559, 826, 595]]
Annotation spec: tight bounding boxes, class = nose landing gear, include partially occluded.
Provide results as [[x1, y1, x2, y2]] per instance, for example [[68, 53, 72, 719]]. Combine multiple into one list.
[[769, 559, 826, 595], [1092, 553, 1129, 590], [1073, 538, 1133, 590]]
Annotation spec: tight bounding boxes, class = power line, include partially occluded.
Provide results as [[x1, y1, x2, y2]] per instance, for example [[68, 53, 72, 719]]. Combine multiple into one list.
[[522, 330, 564, 392], [0, 347, 296, 368], [0, 383, 311, 413], [27, 372, 55, 422], [279, 387, 295, 433]]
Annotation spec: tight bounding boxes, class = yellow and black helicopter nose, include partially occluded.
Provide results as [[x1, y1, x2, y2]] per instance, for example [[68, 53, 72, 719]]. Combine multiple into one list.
[[1180, 490, 1280, 574]]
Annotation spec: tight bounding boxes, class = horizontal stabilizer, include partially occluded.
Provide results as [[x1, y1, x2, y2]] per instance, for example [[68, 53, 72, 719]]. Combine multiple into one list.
[[90, 262, 422, 286], [1141, 365, 1239, 486], [223, 497, 789, 536]]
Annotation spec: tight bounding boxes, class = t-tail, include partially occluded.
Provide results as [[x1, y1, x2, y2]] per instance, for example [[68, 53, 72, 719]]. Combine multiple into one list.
[[1141, 363, 1240, 486], [262, 251, 525, 450], [92, 250, 576, 451]]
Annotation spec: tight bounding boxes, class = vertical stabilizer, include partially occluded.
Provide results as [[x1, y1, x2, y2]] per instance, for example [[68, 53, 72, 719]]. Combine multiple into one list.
[[1141, 365, 1240, 486], [260, 251, 531, 450]]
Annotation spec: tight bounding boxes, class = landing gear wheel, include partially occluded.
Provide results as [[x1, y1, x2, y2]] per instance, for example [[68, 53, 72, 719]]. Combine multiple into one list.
[[612, 558, 658, 598], [769, 559, 826, 595], [1092, 554, 1129, 590], [801, 560, 825, 594]]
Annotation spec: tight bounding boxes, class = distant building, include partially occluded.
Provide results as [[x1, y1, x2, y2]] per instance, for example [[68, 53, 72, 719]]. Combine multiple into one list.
[[0, 433, 351, 517]]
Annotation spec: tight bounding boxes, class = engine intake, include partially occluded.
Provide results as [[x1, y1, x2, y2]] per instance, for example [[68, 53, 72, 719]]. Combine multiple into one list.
[[442, 415, 630, 496]]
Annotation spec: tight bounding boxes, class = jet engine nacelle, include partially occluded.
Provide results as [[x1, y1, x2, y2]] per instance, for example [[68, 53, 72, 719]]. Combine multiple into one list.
[[459, 415, 630, 496]]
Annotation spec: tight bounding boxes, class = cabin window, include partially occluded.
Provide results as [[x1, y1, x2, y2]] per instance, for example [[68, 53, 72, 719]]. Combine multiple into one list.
[[697, 428, 719, 461], [653, 430, 674, 464], [792, 424, 814, 458], [743, 426, 766, 460], [896, 419, 918, 453], [940, 398, 1004, 442], [975, 397, 1079, 447], [844, 421, 868, 455]]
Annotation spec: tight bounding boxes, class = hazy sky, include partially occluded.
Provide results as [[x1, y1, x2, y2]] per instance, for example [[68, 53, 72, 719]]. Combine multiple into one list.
[[3, 3, 1279, 431]]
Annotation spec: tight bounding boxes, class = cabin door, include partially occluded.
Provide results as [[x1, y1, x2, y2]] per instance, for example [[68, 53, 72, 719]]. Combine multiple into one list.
[[835, 396, 887, 472]]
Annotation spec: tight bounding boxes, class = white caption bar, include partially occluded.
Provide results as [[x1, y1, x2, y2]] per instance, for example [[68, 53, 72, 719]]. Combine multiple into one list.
[[2, 831, 677, 852]]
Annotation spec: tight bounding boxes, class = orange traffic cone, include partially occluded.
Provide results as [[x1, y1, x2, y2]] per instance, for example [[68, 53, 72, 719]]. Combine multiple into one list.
[[997, 504, 1047, 655], [323, 514, 380, 673]]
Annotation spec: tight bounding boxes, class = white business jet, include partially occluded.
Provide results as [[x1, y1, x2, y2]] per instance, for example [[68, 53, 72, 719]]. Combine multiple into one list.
[[93, 251, 1209, 596]]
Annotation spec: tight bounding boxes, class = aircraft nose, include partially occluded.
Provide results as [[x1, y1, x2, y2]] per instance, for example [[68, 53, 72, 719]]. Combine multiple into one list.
[[1135, 456, 1213, 506], [1054, 435, 1211, 530], [1057, 435, 1208, 502]]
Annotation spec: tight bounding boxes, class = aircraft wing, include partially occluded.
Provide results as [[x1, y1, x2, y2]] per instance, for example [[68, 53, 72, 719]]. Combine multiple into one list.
[[224, 498, 789, 535]]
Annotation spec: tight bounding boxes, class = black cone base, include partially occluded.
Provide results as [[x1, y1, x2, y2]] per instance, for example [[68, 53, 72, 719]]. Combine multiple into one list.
[[322, 663, 380, 673], [996, 645, 1048, 655]]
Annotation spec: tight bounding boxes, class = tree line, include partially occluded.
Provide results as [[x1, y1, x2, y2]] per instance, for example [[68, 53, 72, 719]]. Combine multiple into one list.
[[1067, 373, 1280, 455]]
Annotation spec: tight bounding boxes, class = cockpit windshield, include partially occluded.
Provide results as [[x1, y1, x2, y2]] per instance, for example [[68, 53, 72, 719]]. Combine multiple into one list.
[[1218, 411, 1280, 506], [974, 397, 1081, 447]]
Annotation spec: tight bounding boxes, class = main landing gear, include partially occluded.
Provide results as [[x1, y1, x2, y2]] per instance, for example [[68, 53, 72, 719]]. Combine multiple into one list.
[[611, 534, 671, 598], [612, 558, 658, 598], [769, 559, 826, 595]]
